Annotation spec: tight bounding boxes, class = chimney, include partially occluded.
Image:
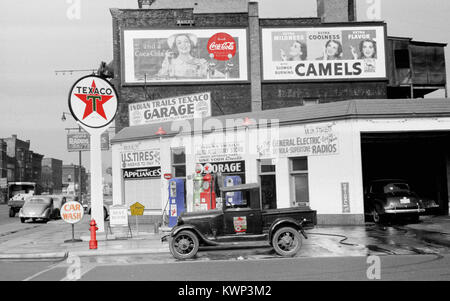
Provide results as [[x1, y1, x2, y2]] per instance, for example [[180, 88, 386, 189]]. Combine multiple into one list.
[[317, 0, 356, 23], [137, 0, 155, 9]]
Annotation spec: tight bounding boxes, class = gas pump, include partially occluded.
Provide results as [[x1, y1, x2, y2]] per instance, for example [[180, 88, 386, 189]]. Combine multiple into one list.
[[224, 176, 243, 206], [192, 172, 204, 212], [168, 178, 185, 227], [199, 173, 216, 210]]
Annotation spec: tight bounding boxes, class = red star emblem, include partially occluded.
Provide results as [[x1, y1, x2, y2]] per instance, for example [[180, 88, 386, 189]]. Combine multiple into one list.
[[74, 80, 114, 120]]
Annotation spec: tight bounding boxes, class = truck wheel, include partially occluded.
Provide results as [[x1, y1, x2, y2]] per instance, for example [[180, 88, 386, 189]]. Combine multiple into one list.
[[272, 227, 302, 257], [9, 208, 16, 217], [372, 209, 385, 224], [169, 230, 199, 260]]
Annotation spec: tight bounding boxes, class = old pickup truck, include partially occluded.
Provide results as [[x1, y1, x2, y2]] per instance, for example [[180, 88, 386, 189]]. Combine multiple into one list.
[[163, 181, 317, 260]]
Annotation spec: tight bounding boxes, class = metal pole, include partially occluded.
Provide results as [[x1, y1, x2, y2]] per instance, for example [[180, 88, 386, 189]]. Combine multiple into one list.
[[78, 126, 83, 204]]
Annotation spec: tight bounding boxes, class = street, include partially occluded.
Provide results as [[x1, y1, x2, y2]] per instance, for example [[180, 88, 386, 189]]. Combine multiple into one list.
[[0, 253, 449, 281]]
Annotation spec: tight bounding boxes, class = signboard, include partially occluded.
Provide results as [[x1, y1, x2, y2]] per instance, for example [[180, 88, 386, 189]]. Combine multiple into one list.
[[68, 75, 118, 128], [233, 216, 247, 233], [195, 140, 245, 163], [67, 132, 110, 152], [121, 148, 160, 169], [128, 92, 211, 126], [122, 28, 248, 84], [258, 123, 339, 158], [123, 166, 162, 179], [261, 25, 386, 81], [130, 202, 145, 216], [197, 161, 245, 174], [341, 182, 351, 213], [164, 173, 172, 180], [109, 205, 129, 226], [60, 201, 84, 224]]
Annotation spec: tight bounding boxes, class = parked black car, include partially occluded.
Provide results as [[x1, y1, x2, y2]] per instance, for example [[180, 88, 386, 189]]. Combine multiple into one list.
[[364, 179, 427, 224], [162, 180, 316, 260]]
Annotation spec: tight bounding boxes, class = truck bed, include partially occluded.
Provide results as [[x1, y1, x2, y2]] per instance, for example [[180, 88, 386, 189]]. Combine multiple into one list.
[[262, 207, 317, 230]]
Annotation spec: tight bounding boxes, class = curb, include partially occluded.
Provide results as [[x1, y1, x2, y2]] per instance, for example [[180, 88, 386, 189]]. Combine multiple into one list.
[[0, 251, 68, 261]]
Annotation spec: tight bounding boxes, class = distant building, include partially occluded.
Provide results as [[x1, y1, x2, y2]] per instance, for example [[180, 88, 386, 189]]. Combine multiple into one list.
[[2, 135, 43, 184], [62, 164, 87, 195], [41, 158, 63, 194]]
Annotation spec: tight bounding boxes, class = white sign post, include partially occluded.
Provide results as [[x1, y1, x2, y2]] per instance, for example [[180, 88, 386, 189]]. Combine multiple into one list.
[[68, 75, 118, 233]]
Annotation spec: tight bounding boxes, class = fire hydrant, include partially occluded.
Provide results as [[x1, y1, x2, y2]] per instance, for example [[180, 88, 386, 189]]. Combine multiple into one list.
[[89, 219, 98, 250]]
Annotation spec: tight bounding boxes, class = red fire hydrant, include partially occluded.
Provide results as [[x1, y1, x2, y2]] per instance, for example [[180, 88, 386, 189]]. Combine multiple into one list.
[[89, 219, 98, 250]]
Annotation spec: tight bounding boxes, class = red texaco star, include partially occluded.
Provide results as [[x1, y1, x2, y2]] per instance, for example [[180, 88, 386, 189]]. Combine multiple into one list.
[[74, 80, 114, 120]]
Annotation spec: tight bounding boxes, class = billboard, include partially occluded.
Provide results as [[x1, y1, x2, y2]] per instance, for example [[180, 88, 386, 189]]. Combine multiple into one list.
[[67, 132, 110, 152], [261, 25, 386, 81], [129, 92, 211, 126], [122, 28, 248, 84]]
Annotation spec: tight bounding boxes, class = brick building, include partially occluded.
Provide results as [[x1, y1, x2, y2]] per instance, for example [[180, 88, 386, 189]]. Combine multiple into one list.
[[62, 164, 87, 195], [41, 158, 63, 194], [108, 0, 449, 224]]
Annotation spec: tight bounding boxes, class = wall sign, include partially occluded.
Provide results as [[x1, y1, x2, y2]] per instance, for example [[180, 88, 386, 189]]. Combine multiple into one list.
[[195, 140, 245, 163], [197, 161, 245, 174], [261, 25, 386, 81], [123, 167, 161, 179], [341, 182, 351, 213], [128, 92, 211, 126], [122, 28, 248, 84], [121, 148, 160, 169]]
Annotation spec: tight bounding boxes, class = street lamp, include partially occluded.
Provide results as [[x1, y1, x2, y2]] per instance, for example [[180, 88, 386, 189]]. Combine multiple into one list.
[[61, 112, 83, 204]]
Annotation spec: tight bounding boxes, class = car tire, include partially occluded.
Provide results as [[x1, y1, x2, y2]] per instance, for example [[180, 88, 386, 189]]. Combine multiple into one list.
[[9, 208, 16, 218], [53, 209, 60, 220], [372, 209, 385, 224], [20, 218, 25, 223], [169, 230, 200, 260], [410, 214, 420, 224], [272, 227, 302, 257]]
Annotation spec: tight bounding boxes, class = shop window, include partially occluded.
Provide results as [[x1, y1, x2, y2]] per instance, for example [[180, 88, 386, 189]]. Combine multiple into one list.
[[290, 157, 309, 207], [171, 148, 186, 178], [258, 159, 277, 210]]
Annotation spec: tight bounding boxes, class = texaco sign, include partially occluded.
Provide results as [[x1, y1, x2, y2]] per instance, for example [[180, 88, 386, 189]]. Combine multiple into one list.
[[68, 75, 118, 128]]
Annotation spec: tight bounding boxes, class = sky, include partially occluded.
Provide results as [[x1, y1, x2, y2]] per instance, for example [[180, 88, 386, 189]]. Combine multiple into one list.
[[0, 0, 449, 174]]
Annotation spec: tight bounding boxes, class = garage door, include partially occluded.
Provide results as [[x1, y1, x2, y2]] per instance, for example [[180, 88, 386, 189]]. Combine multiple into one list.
[[124, 178, 162, 210]]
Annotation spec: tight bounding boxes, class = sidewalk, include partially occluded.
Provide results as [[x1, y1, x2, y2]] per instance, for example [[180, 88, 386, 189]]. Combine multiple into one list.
[[403, 215, 450, 247], [0, 217, 170, 260]]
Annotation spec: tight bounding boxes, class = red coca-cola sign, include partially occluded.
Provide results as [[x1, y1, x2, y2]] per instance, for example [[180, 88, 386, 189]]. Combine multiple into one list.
[[207, 32, 236, 61]]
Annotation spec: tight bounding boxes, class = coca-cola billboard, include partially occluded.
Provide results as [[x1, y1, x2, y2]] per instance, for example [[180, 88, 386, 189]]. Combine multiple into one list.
[[122, 28, 248, 84]]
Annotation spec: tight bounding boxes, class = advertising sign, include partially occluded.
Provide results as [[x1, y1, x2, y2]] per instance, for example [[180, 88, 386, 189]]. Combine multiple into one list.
[[122, 28, 248, 84], [195, 141, 245, 163], [61, 201, 84, 224], [341, 182, 351, 213], [233, 216, 247, 233], [123, 166, 162, 179], [67, 132, 110, 152], [68, 75, 118, 128], [261, 25, 386, 81], [197, 161, 245, 174], [121, 148, 160, 169], [0, 178, 7, 189], [109, 205, 129, 226], [258, 123, 339, 158], [130, 202, 145, 216], [129, 92, 211, 126]]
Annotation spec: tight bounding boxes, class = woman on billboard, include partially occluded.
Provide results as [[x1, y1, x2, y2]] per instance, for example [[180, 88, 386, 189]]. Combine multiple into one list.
[[315, 40, 343, 60], [280, 40, 307, 61], [157, 33, 224, 79], [351, 39, 377, 59]]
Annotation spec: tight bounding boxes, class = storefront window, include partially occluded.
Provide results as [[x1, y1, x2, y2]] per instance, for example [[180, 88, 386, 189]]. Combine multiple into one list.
[[290, 157, 309, 207], [171, 148, 186, 178], [258, 159, 277, 210]]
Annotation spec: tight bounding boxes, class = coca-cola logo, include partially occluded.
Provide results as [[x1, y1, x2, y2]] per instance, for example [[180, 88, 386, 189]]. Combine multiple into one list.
[[207, 32, 236, 61]]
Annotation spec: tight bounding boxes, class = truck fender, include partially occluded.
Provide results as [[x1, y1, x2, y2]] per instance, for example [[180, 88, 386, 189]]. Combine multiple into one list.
[[268, 218, 307, 243], [170, 225, 219, 246]]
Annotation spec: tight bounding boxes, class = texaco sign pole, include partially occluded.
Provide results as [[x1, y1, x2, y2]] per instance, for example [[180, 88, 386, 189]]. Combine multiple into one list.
[[68, 75, 118, 233]]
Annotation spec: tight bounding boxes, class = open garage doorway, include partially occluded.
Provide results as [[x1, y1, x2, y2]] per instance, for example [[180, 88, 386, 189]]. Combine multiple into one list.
[[361, 131, 450, 221]]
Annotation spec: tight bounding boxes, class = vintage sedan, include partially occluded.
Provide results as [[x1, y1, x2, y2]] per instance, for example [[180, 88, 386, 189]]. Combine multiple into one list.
[[18, 196, 57, 223], [364, 180, 425, 224]]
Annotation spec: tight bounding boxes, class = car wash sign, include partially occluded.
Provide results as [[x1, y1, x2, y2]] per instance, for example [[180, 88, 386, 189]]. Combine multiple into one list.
[[128, 92, 211, 126]]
